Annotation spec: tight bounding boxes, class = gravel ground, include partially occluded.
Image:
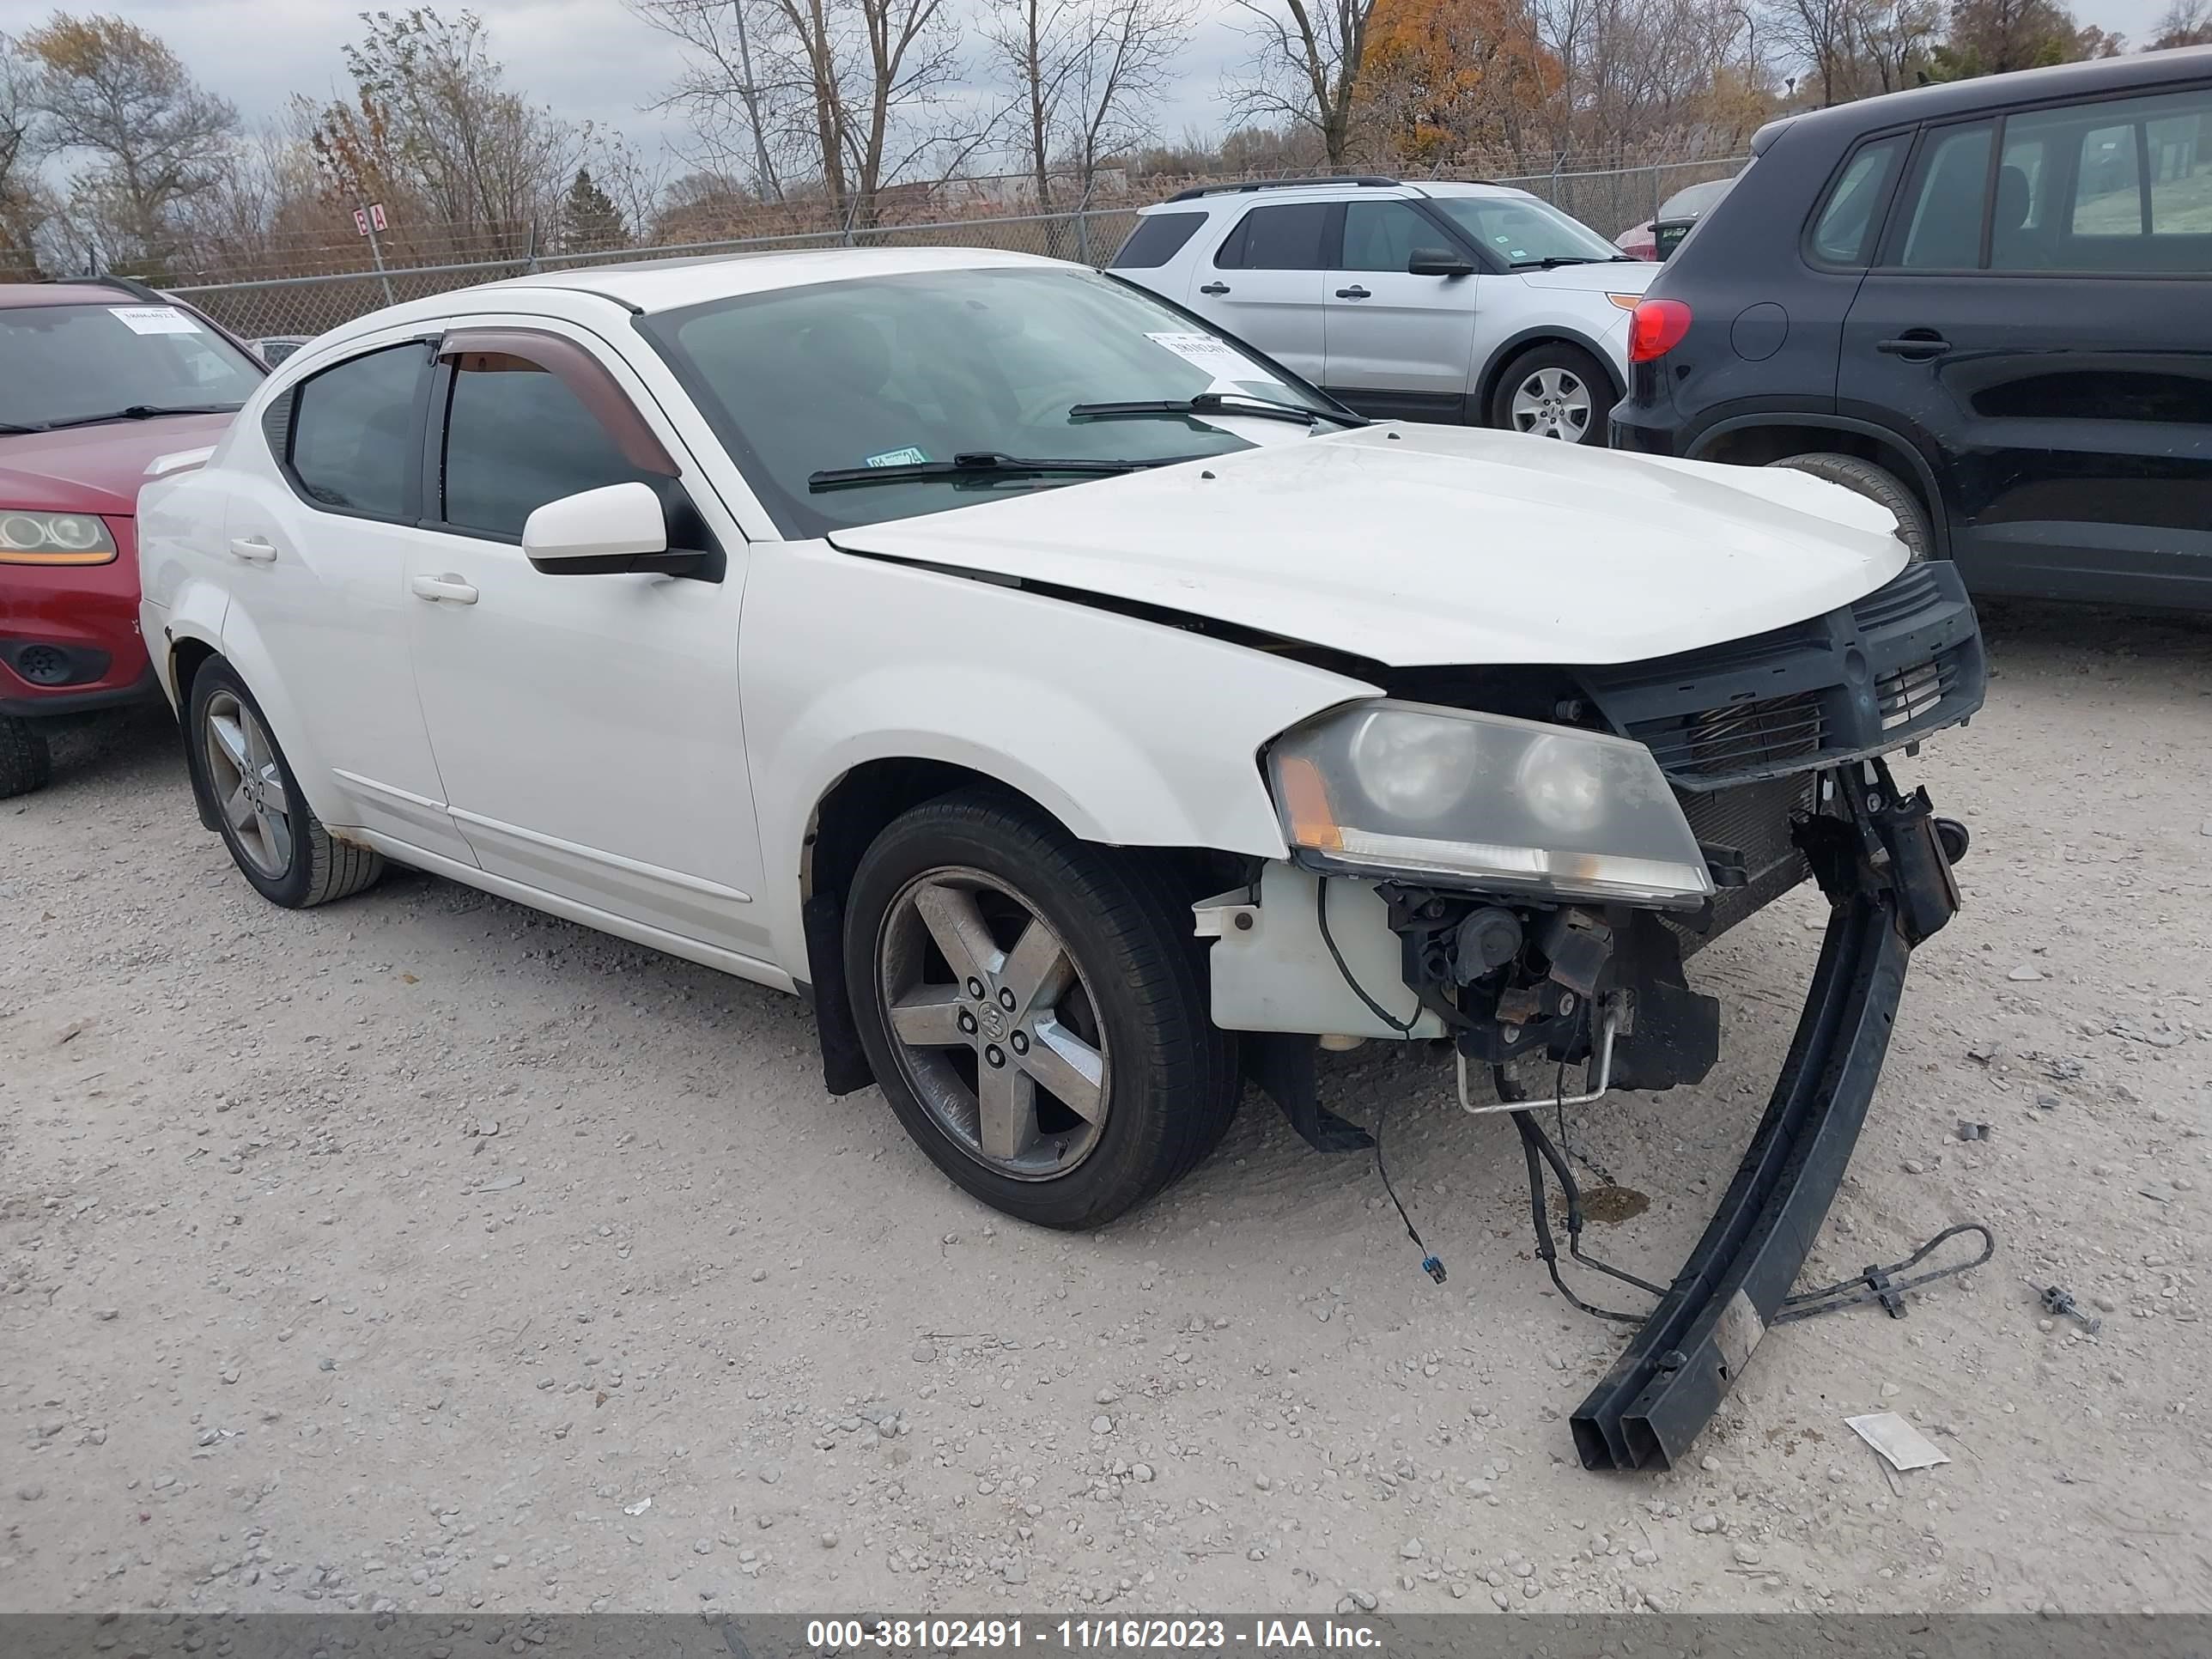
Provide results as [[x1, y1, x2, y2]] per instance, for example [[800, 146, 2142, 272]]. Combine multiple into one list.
[[3, 601, 2209, 1620]]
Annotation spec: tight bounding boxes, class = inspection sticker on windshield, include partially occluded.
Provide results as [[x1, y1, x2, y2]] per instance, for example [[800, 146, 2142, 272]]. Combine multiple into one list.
[[1146, 332, 1254, 379], [865, 447, 928, 468], [109, 305, 201, 336]]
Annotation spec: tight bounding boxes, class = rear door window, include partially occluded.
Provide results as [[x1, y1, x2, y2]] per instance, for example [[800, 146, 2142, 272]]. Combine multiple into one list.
[[1894, 121, 1996, 269], [1216, 203, 1331, 270], [287, 344, 424, 520], [1111, 212, 1206, 269]]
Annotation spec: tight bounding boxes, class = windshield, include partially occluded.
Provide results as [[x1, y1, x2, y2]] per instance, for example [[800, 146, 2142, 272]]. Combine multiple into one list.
[[1425, 195, 1626, 266], [639, 265, 1334, 537], [1659, 177, 1736, 220], [0, 302, 263, 430]]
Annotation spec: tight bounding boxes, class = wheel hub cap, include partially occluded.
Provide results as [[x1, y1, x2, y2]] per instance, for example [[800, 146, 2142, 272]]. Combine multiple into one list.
[[203, 690, 293, 879], [877, 867, 1110, 1181], [1510, 367, 1591, 440]]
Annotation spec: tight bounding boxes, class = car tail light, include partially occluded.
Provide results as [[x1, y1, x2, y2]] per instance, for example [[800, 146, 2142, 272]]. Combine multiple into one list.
[[1627, 299, 1693, 364]]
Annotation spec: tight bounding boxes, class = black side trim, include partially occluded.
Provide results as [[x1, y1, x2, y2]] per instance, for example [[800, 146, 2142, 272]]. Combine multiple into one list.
[[803, 891, 874, 1096], [0, 665, 161, 720], [1328, 386, 1470, 423], [258, 386, 297, 464], [1571, 890, 1909, 1470]]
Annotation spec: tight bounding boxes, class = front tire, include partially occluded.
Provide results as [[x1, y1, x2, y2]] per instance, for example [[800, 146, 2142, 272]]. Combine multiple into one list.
[[188, 659, 384, 908], [1490, 341, 1613, 445], [1765, 453, 1932, 559], [842, 790, 1237, 1230], [0, 715, 52, 799]]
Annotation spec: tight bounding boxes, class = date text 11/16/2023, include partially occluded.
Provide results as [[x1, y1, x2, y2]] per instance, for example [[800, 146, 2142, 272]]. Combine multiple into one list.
[[801, 1618, 1386, 1650]]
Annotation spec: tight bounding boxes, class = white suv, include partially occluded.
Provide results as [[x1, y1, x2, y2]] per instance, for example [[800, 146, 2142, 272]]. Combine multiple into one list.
[[1110, 177, 1656, 443]]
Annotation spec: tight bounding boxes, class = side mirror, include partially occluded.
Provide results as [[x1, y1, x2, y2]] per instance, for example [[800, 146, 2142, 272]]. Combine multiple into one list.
[[522, 481, 696, 576], [1407, 247, 1475, 278]]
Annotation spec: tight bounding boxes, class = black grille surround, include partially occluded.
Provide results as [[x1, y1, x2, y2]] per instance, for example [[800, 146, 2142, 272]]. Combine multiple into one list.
[[1576, 561, 1986, 792]]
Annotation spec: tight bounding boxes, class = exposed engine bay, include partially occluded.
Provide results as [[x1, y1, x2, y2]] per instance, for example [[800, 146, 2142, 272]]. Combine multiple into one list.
[[1192, 557, 1987, 1471]]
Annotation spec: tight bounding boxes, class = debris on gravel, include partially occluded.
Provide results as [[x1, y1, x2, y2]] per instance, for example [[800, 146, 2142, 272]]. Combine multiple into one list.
[[2, 607, 2205, 1616]]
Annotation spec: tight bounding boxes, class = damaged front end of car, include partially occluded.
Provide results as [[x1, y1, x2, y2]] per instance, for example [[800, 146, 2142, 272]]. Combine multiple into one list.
[[1199, 559, 1985, 1470]]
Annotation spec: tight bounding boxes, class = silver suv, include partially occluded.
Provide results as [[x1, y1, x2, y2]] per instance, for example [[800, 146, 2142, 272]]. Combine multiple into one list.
[[1115, 179, 1654, 444], [1110, 176, 1656, 444]]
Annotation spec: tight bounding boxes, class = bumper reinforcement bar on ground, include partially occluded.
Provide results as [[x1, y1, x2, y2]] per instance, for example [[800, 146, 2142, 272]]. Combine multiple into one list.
[[1570, 766, 1963, 1472]]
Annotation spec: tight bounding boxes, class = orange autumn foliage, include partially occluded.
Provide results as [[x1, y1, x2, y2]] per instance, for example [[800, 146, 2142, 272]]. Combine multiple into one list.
[[1355, 0, 1561, 166]]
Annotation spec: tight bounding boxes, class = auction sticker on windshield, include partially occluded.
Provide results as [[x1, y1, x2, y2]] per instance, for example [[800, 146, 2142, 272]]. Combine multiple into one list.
[[109, 305, 202, 335], [1145, 332, 1261, 380]]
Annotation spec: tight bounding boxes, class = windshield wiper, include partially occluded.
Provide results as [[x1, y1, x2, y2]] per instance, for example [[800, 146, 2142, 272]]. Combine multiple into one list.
[[1069, 391, 1366, 428], [38, 403, 242, 431], [1510, 254, 1643, 270], [0, 420, 40, 434], [809, 450, 1190, 492]]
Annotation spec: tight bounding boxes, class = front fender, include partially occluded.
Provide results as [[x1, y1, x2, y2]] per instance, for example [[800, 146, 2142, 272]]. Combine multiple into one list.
[[743, 542, 1379, 970]]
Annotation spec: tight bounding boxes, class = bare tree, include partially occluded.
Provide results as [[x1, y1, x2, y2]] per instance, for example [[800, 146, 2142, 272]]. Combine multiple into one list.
[[1, 35, 54, 272], [2150, 0, 2212, 45], [1850, 0, 1940, 92], [1764, 0, 1856, 102], [306, 9, 586, 260], [626, 0, 787, 200], [1224, 0, 1382, 167], [635, 0, 989, 228], [16, 12, 240, 270], [988, 0, 1188, 229], [584, 131, 673, 239]]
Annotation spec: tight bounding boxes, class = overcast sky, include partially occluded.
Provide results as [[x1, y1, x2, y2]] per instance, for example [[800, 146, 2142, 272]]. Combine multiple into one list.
[[101, 0, 2183, 180]]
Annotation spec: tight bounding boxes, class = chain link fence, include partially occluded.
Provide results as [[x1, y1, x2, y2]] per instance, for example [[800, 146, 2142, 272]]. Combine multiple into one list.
[[161, 156, 1742, 343]]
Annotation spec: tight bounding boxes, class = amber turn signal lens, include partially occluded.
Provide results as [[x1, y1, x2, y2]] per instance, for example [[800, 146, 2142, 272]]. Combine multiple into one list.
[[1276, 753, 1343, 851]]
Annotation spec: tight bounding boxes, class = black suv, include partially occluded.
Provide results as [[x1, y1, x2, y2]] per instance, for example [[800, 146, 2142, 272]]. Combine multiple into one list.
[[1613, 48, 2212, 611]]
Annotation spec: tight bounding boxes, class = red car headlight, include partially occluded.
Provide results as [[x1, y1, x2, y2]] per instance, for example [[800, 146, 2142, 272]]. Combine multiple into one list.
[[0, 512, 119, 565]]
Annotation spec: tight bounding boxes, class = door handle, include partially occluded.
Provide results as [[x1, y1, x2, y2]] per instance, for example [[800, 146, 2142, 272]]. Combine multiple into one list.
[[410, 574, 479, 605], [1198, 282, 1230, 295], [1334, 284, 1372, 299], [227, 536, 277, 563], [1875, 332, 1951, 360]]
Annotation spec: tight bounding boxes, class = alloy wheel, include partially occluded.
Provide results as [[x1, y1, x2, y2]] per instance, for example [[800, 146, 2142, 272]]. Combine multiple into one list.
[[204, 690, 293, 878], [876, 866, 1110, 1181], [1509, 366, 1592, 440]]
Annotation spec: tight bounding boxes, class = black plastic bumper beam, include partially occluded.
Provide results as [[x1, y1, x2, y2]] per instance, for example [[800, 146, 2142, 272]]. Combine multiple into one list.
[[1570, 890, 1911, 1471]]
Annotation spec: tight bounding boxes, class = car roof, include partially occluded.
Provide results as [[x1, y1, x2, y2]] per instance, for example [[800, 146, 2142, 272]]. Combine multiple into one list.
[[0, 282, 146, 309], [1136, 178, 1531, 215], [1755, 43, 2212, 151], [484, 244, 1072, 316]]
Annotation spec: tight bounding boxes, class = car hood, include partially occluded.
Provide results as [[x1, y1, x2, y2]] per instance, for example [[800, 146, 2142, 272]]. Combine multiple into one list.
[[828, 423, 1910, 668], [0, 412, 236, 515], [1515, 261, 1657, 295]]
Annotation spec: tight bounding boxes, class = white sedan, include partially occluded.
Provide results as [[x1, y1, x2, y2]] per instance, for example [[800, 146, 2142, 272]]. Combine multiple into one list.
[[137, 247, 1979, 1281]]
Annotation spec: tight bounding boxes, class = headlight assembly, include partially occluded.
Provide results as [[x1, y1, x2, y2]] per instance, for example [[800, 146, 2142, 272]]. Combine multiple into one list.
[[0, 512, 118, 565], [1267, 699, 1714, 906]]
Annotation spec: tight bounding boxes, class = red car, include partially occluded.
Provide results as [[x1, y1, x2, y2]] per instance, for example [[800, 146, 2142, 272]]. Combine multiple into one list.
[[1, 279, 265, 797]]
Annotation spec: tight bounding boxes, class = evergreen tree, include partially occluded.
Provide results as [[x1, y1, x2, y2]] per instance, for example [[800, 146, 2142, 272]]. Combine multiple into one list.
[[561, 167, 627, 252]]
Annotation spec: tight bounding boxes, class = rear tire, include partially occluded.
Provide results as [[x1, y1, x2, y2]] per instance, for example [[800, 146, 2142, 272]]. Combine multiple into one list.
[[1765, 453, 1932, 559], [0, 715, 52, 799], [1489, 341, 1614, 446], [188, 659, 384, 908], [843, 789, 1237, 1230]]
